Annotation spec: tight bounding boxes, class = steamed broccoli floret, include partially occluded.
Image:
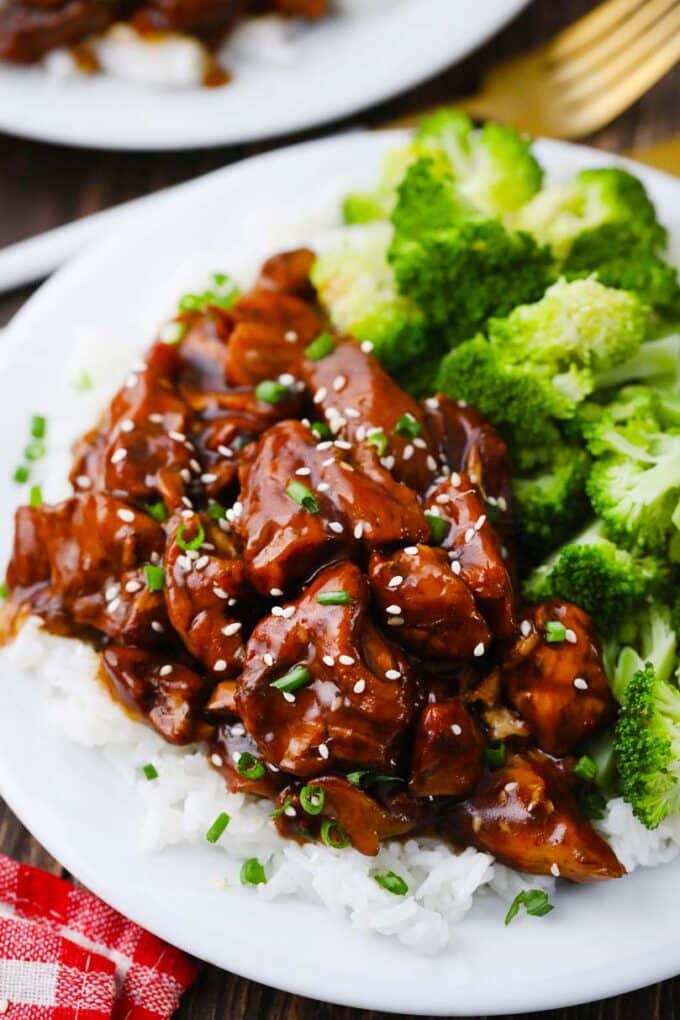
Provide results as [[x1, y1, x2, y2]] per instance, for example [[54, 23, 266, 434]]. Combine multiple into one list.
[[523, 521, 668, 630], [310, 223, 430, 373], [614, 662, 680, 829], [565, 253, 680, 320], [342, 111, 543, 224], [514, 445, 592, 562], [593, 333, 680, 391], [389, 158, 555, 341], [514, 167, 666, 261], [436, 278, 648, 461], [585, 387, 680, 554], [608, 603, 678, 703]]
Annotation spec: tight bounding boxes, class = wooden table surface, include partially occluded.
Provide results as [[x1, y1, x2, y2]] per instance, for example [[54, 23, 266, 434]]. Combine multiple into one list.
[[0, 1, 678, 1016]]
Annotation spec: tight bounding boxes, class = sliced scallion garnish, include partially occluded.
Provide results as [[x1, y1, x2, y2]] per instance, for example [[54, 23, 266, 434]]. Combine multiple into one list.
[[305, 333, 335, 360], [142, 763, 158, 781], [394, 413, 421, 439], [285, 480, 319, 515], [374, 871, 408, 896], [270, 666, 312, 694], [255, 380, 289, 405], [320, 819, 350, 850], [206, 811, 231, 844], [316, 590, 353, 606], [240, 857, 267, 885], [144, 564, 165, 591], [299, 785, 325, 816], [236, 752, 266, 780], [176, 520, 205, 551]]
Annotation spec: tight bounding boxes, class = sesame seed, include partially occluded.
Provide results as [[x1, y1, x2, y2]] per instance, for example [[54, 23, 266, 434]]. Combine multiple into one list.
[[574, 677, 589, 690], [472, 816, 482, 833], [313, 387, 327, 404], [435, 493, 450, 505], [451, 560, 462, 576], [464, 527, 475, 543], [331, 695, 343, 711], [125, 580, 142, 594], [353, 522, 364, 539], [385, 669, 401, 680], [317, 482, 330, 492], [169, 430, 186, 442], [356, 425, 366, 441], [353, 679, 366, 694], [335, 440, 351, 451], [475, 515, 487, 531], [151, 621, 164, 633], [284, 805, 297, 817], [520, 620, 532, 637], [328, 522, 344, 534], [126, 373, 138, 388], [218, 444, 234, 458], [222, 622, 242, 637], [213, 587, 229, 600], [111, 447, 127, 464], [210, 753, 222, 767], [149, 412, 163, 424], [473, 642, 485, 657], [504, 782, 519, 793], [285, 330, 298, 342], [316, 440, 333, 451], [413, 437, 427, 450], [201, 473, 217, 484], [295, 467, 311, 476], [323, 655, 336, 667], [318, 743, 330, 759], [283, 691, 296, 703], [360, 340, 374, 353], [107, 597, 120, 614], [387, 617, 404, 627], [278, 373, 295, 386], [427, 506, 441, 517], [322, 457, 335, 468], [180, 469, 191, 483], [497, 496, 508, 512], [75, 474, 92, 489], [227, 597, 237, 606], [159, 664, 173, 677], [282, 606, 295, 619], [451, 472, 461, 487], [332, 374, 347, 392], [404, 546, 418, 555], [263, 653, 274, 666], [402, 444, 414, 461], [193, 555, 208, 570], [105, 583, 120, 601], [451, 724, 462, 736], [213, 659, 227, 673], [382, 455, 396, 471], [550, 863, 560, 877], [387, 575, 403, 589], [339, 654, 355, 666], [565, 628, 577, 644], [117, 508, 135, 523], [189, 458, 201, 473], [120, 418, 134, 433], [176, 555, 191, 571], [272, 606, 284, 617], [270, 587, 283, 597], [181, 498, 193, 509], [426, 456, 438, 471], [425, 397, 439, 411], [386, 604, 402, 616], [345, 408, 360, 419]]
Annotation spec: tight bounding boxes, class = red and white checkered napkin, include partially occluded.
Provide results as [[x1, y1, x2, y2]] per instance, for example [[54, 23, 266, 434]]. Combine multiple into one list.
[[0, 854, 198, 1019]]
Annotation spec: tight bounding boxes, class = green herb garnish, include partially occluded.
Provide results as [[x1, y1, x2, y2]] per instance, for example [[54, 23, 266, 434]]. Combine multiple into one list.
[[425, 513, 448, 546], [285, 481, 319, 514], [240, 857, 267, 885], [485, 741, 506, 769], [366, 429, 388, 456], [142, 763, 159, 781], [545, 621, 567, 643], [316, 590, 353, 606], [505, 889, 554, 926], [206, 811, 231, 844], [305, 333, 335, 360], [236, 752, 266, 780], [144, 564, 165, 591], [300, 785, 325, 816], [255, 380, 289, 405], [320, 819, 350, 850], [270, 666, 312, 694], [13, 465, 29, 484], [176, 521, 205, 551], [29, 485, 42, 508], [374, 871, 408, 896], [31, 415, 46, 440], [394, 413, 421, 439], [147, 500, 168, 523]]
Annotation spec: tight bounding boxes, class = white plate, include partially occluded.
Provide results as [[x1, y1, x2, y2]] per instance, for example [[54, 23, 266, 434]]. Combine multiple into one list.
[[1, 133, 680, 1015], [0, 0, 528, 150]]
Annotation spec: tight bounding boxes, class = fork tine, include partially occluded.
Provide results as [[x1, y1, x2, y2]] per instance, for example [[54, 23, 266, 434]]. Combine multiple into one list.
[[549, 0, 679, 84], [560, 29, 680, 135], [548, 0, 647, 59], [558, 4, 680, 102]]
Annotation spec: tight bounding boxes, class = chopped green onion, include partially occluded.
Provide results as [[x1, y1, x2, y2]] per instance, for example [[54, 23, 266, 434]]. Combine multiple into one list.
[[504, 889, 554, 926], [374, 871, 408, 896], [206, 811, 231, 843], [310, 421, 332, 441], [316, 590, 353, 606], [13, 465, 29, 484], [240, 857, 267, 886], [159, 320, 187, 345], [142, 763, 158, 781], [207, 501, 227, 521], [255, 380, 289, 405], [236, 752, 266, 780], [24, 440, 46, 462], [305, 332, 335, 360], [580, 790, 607, 820], [346, 770, 403, 788], [320, 819, 350, 850], [71, 370, 93, 393], [270, 666, 312, 694], [425, 513, 448, 546], [147, 500, 168, 523], [300, 785, 325, 816], [0, 582, 8, 600], [366, 429, 388, 457], [178, 275, 240, 314], [485, 741, 506, 769], [144, 564, 165, 591], [573, 755, 597, 782], [269, 799, 293, 819], [285, 480, 319, 515], [31, 415, 47, 440], [545, 621, 567, 643], [394, 413, 421, 439], [176, 520, 205, 551], [29, 485, 42, 508]]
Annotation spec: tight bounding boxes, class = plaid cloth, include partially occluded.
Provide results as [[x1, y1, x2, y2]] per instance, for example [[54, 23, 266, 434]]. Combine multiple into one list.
[[0, 855, 198, 1019]]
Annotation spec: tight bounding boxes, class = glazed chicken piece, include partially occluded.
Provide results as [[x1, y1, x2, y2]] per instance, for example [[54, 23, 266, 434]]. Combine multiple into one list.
[[237, 562, 418, 777], [409, 699, 485, 798], [175, 309, 233, 395], [423, 472, 516, 638], [7, 493, 167, 645], [70, 341, 193, 512], [274, 775, 419, 856], [450, 751, 625, 882], [255, 248, 317, 300], [503, 600, 616, 757], [102, 645, 211, 745], [368, 545, 491, 661], [270, 0, 328, 17], [133, 0, 237, 38], [237, 419, 428, 595], [423, 394, 514, 542], [164, 513, 252, 678], [301, 337, 440, 493], [0, 0, 118, 63], [210, 719, 284, 798]]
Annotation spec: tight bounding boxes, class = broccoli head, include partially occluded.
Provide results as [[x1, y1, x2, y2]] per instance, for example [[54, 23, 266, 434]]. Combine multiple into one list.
[[585, 387, 680, 554], [614, 662, 680, 829], [608, 602, 678, 703], [523, 521, 669, 631], [565, 253, 680, 320], [514, 444, 592, 564], [310, 223, 430, 373], [389, 158, 555, 342], [514, 167, 667, 261]]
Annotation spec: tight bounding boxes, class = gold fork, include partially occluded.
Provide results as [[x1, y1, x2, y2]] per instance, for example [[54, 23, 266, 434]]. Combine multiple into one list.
[[389, 0, 680, 139]]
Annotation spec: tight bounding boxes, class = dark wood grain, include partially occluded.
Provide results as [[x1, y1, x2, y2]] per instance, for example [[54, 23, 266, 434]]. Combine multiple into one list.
[[1, 1, 679, 1016]]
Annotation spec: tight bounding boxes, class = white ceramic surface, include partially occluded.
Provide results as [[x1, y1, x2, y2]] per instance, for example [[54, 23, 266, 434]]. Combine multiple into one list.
[[0, 0, 528, 150], [0, 132, 679, 1015]]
